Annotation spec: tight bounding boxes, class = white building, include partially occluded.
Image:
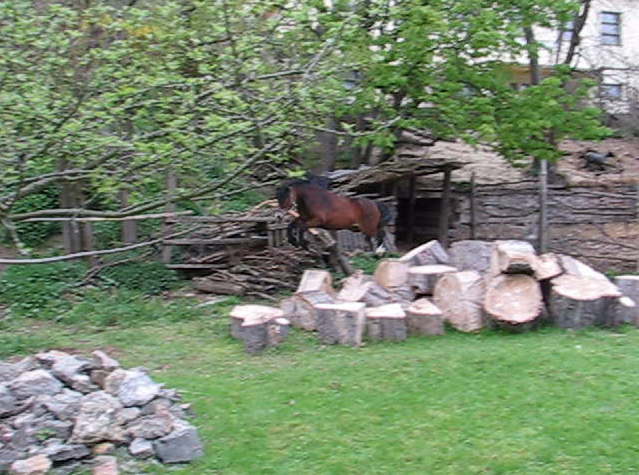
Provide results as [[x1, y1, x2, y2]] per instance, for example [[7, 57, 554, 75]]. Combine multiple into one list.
[[511, 0, 639, 114]]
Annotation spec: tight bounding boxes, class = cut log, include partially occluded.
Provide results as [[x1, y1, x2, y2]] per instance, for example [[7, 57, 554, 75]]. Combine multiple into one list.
[[399, 240, 450, 267], [229, 304, 286, 340], [337, 270, 375, 302], [314, 302, 366, 347], [558, 255, 608, 281], [433, 270, 486, 332], [374, 258, 410, 290], [296, 269, 336, 297], [365, 303, 407, 342], [407, 265, 457, 295], [548, 274, 622, 329], [279, 291, 334, 331], [606, 275, 639, 327], [192, 277, 245, 295], [488, 240, 537, 275], [361, 282, 393, 307], [448, 240, 493, 273], [406, 298, 444, 336], [228, 305, 289, 353], [484, 274, 543, 329], [531, 253, 563, 281]]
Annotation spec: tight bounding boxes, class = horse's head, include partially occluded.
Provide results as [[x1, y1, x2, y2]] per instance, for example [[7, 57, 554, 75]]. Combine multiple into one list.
[[275, 183, 298, 220]]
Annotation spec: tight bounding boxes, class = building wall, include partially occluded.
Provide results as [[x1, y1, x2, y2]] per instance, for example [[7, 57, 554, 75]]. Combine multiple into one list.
[[449, 181, 638, 272]]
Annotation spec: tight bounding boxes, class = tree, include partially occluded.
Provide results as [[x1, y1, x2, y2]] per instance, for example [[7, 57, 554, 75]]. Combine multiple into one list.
[[0, 0, 354, 258]]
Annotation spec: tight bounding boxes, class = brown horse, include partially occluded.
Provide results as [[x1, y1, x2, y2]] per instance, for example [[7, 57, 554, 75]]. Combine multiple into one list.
[[276, 178, 393, 252]]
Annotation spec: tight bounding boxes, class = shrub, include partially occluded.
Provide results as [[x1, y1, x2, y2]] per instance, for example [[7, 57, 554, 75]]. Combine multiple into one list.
[[1, 187, 61, 248], [0, 261, 85, 318], [100, 260, 182, 295]]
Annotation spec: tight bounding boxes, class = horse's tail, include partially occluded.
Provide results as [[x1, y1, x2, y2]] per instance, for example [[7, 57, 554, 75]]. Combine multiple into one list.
[[375, 200, 394, 232]]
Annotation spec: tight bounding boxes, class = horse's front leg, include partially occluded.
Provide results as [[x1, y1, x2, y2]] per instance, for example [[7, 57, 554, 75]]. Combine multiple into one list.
[[287, 220, 299, 247], [297, 223, 310, 250]]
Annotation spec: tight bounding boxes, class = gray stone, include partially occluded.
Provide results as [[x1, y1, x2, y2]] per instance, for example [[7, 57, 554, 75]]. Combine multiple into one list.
[[103, 369, 127, 397], [70, 391, 126, 444], [126, 412, 173, 440], [152, 420, 204, 464], [116, 407, 140, 425], [35, 351, 70, 368], [1, 449, 26, 473], [9, 454, 51, 475], [92, 455, 118, 475], [8, 370, 63, 399], [42, 389, 82, 422], [36, 419, 74, 442], [140, 398, 171, 416], [42, 442, 91, 462], [114, 370, 161, 407], [51, 356, 98, 394], [91, 351, 120, 372], [0, 385, 18, 417], [129, 438, 154, 459]]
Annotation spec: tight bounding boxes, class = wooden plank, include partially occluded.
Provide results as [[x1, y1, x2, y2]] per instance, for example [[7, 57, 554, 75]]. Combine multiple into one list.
[[438, 168, 452, 248], [166, 264, 228, 269], [166, 216, 272, 223], [163, 237, 268, 245]]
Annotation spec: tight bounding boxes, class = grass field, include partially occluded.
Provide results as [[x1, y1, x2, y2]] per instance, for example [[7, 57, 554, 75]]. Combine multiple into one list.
[[3, 294, 639, 475]]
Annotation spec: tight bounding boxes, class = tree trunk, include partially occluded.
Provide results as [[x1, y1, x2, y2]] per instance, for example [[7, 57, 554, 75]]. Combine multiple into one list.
[[433, 270, 486, 332], [407, 264, 457, 295], [365, 303, 407, 342], [399, 239, 450, 267], [279, 290, 334, 331], [228, 305, 289, 354], [314, 302, 366, 347], [406, 298, 444, 336], [484, 274, 543, 329]]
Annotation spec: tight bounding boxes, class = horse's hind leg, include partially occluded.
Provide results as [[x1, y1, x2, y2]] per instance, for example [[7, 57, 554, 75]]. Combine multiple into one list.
[[298, 224, 310, 250]]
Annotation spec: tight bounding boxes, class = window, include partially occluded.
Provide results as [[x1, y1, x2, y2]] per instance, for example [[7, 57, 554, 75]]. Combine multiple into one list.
[[601, 84, 622, 100], [601, 12, 621, 45], [560, 20, 574, 42]]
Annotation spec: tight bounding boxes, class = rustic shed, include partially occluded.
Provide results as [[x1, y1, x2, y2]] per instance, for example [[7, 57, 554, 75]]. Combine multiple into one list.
[[390, 137, 639, 272]]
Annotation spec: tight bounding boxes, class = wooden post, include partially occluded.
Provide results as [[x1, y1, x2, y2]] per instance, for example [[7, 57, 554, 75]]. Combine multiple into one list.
[[407, 174, 416, 245], [119, 189, 138, 244], [438, 168, 452, 248], [636, 181, 639, 272], [470, 171, 477, 239], [161, 170, 178, 263], [538, 159, 548, 254]]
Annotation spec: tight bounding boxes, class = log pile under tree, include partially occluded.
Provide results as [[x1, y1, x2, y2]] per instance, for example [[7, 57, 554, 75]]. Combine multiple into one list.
[[226, 239, 639, 354]]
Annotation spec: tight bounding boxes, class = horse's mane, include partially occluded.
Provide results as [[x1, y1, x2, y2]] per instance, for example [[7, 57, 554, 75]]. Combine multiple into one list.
[[276, 173, 332, 204]]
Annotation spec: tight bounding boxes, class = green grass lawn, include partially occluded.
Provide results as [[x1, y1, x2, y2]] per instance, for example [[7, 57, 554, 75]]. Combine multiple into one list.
[[3, 298, 639, 475]]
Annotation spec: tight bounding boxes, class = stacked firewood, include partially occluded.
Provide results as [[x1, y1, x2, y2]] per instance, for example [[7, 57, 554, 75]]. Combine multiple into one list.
[[227, 239, 639, 354], [191, 247, 325, 299]]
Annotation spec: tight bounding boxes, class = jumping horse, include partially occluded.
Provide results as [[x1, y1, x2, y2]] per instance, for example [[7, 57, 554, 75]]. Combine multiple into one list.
[[275, 175, 393, 253]]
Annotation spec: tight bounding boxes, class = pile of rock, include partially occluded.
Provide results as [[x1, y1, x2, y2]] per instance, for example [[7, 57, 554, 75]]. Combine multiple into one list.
[[0, 350, 203, 474], [228, 240, 639, 353]]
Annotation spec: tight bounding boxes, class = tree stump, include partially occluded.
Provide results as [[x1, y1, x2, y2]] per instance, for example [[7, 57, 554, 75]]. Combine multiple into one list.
[[407, 265, 457, 295], [314, 302, 366, 347], [433, 270, 486, 332], [361, 282, 394, 307], [228, 305, 290, 354], [374, 258, 409, 289], [399, 240, 450, 267], [406, 298, 444, 336], [337, 270, 375, 302], [296, 269, 336, 297], [279, 291, 334, 331], [448, 240, 493, 273], [488, 240, 537, 275], [548, 274, 622, 329], [365, 303, 407, 342], [531, 253, 563, 281], [484, 274, 543, 330], [606, 275, 639, 327]]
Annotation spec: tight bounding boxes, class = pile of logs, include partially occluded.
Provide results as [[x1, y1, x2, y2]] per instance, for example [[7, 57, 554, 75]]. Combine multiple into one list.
[[227, 239, 639, 354], [191, 247, 325, 299]]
